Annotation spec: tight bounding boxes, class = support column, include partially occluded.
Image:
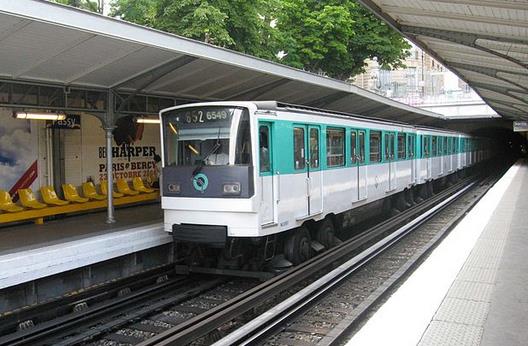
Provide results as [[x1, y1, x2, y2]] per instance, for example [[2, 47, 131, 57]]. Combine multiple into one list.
[[104, 90, 117, 224], [105, 126, 115, 224]]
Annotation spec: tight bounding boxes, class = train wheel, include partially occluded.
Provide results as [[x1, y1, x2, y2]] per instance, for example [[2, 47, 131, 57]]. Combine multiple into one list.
[[315, 218, 336, 249], [284, 227, 312, 265]]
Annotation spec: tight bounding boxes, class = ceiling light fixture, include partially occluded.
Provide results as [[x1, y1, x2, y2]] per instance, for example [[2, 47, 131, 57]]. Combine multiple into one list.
[[136, 118, 160, 124], [14, 111, 66, 121]]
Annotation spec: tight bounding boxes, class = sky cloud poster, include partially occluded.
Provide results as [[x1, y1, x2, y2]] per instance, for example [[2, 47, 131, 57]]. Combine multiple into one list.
[[0, 113, 38, 194]]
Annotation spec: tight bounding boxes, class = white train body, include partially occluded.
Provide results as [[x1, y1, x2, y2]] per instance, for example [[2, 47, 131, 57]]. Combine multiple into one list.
[[160, 102, 486, 249]]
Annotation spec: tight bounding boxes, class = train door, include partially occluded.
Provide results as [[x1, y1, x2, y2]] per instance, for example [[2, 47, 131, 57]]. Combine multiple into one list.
[[293, 125, 322, 218], [308, 126, 323, 214], [408, 134, 416, 184], [350, 129, 359, 203], [357, 130, 367, 200], [423, 135, 432, 179], [258, 123, 275, 225], [384, 132, 396, 191], [439, 137, 444, 175]]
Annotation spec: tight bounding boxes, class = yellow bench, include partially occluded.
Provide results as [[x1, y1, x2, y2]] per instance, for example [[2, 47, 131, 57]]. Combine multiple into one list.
[[82, 182, 106, 201], [41, 186, 69, 206], [100, 180, 124, 198], [63, 184, 89, 203], [116, 179, 140, 196], [133, 177, 156, 193], [0, 191, 24, 213], [18, 189, 47, 209]]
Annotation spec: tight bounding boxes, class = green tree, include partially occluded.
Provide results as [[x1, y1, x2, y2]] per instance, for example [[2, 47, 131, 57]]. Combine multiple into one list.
[[277, 0, 409, 79], [109, 0, 409, 80], [52, 0, 103, 13], [111, 0, 280, 60]]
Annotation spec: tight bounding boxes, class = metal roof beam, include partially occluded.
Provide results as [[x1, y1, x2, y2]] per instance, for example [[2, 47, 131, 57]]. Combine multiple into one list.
[[430, 0, 528, 11], [472, 82, 528, 105], [111, 55, 196, 90], [306, 91, 350, 108], [402, 26, 528, 69], [389, 6, 528, 29], [450, 62, 528, 92], [227, 78, 290, 100]]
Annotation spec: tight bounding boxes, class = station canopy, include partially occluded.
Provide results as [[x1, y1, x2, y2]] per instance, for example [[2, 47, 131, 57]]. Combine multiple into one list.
[[0, 0, 445, 125], [357, 0, 528, 121]]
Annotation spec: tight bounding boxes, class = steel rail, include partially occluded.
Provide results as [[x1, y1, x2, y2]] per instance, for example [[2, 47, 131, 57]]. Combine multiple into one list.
[[0, 276, 195, 346], [213, 181, 477, 345], [138, 176, 477, 346], [0, 264, 175, 336]]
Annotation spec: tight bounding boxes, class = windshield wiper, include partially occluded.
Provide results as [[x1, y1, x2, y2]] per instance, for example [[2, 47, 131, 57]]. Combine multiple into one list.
[[192, 142, 221, 176]]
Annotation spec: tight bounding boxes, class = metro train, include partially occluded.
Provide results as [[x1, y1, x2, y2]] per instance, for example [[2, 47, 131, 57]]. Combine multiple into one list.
[[159, 101, 491, 272]]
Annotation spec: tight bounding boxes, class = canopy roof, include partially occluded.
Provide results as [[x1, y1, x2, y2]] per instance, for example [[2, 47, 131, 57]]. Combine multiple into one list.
[[0, 0, 444, 124], [357, 0, 528, 121]]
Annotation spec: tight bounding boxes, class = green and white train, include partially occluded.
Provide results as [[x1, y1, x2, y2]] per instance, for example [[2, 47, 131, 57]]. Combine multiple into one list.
[[160, 101, 490, 271]]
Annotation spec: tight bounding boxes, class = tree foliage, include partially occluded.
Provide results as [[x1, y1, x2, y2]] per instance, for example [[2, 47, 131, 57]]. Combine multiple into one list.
[[53, 0, 410, 80], [52, 0, 102, 13]]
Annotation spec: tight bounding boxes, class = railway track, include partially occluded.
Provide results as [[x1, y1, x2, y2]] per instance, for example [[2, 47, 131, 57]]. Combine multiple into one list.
[[0, 168, 504, 346], [212, 171, 504, 346], [135, 173, 496, 346]]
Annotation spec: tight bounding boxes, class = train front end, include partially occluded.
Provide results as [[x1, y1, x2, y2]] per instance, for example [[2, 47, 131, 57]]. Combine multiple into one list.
[[160, 102, 260, 259]]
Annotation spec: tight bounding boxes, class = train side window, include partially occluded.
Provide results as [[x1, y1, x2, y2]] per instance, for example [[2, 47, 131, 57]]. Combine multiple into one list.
[[351, 130, 357, 164], [293, 127, 305, 170], [384, 132, 394, 160], [309, 128, 320, 168], [423, 136, 430, 157], [358, 131, 366, 163], [397, 133, 406, 159], [432, 136, 437, 156], [259, 125, 270, 173], [408, 135, 415, 158], [327, 128, 345, 167], [370, 131, 381, 162], [445, 137, 450, 154]]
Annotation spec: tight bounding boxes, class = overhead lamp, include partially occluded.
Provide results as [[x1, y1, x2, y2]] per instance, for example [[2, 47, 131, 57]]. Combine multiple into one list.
[[14, 111, 66, 121], [136, 118, 160, 124]]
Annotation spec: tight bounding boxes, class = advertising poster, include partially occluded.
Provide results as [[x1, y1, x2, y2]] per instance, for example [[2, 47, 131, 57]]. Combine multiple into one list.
[[81, 116, 161, 185], [0, 113, 39, 197]]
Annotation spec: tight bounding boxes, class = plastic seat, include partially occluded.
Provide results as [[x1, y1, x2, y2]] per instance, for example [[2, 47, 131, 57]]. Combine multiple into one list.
[[18, 188, 47, 209], [0, 190, 24, 212], [132, 177, 155, 193], [116, 179, 140, 196], [62, 184, 89, 203], [100, 180, 124, 198], [40, 186, 70, 206], [82, 182, 106, 201]]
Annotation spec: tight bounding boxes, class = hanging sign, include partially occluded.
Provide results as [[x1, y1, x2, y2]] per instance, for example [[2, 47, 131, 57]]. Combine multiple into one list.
[[513, 121, 528, 132], [48, 114, 81, 129]]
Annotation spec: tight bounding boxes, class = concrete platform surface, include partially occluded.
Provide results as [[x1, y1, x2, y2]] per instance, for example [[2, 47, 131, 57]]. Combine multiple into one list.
[[348, 159, 528, 346], [0, 204, 170, 289]]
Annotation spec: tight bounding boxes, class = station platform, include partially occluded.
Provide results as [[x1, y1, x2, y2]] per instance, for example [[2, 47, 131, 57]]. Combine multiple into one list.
[[0, 204, 170, 290], [348, 159, 528, 346]]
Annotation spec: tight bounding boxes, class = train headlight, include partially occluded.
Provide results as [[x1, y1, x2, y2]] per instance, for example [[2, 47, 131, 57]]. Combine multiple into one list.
[[167, 183, 181, 193], [223, 182, 241, 195]]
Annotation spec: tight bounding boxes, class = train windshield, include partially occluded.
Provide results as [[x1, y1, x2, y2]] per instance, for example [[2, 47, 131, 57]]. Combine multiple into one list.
[[162, 106, 252, 167]]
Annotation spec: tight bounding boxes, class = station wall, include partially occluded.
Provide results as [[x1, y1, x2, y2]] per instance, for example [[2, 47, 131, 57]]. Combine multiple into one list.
[[0, 110, 161, 198]]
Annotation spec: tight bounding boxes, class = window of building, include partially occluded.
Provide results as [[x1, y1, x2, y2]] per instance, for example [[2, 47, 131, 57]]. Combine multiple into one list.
[[370, 130, 381, 162], [326, 128, 345, 167]]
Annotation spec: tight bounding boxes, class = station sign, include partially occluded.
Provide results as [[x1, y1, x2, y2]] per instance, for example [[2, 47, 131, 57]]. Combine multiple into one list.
[[48, 114, 81, 129], [513, 121, 528, 132]]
